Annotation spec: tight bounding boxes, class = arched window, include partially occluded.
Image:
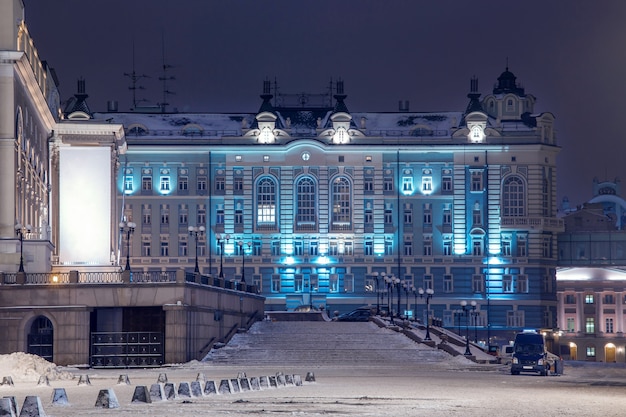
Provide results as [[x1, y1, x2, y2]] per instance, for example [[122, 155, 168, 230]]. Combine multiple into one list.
[[502, 175, 525, 217], [331, 176, 351, 231], [296, 176, 316, 231], [256, 176, 277, 227]]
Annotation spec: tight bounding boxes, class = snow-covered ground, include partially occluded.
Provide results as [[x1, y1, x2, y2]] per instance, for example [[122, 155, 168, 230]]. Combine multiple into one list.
[[1, 352, 626, 416]]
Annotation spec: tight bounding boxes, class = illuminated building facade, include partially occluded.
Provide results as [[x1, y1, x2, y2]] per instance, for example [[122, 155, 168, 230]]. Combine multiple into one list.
[[103, 70, 561, 341], [557, 179, 626, 361]]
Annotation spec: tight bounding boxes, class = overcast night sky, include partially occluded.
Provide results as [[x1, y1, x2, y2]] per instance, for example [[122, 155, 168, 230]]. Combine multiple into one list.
[[24, 1, 626, 209]]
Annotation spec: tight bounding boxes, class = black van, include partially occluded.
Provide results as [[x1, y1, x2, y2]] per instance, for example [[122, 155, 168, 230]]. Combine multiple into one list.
[[510, 331, 549, 376]]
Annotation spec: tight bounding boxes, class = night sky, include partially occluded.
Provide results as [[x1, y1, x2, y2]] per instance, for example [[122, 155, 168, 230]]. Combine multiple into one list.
[[24, 1, 626, 209]]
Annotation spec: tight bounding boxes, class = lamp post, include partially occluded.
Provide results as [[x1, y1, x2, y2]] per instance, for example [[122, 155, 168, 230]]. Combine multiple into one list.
[[119, 220, 136, 271], [395, 277, 402, 318], [238, 240, 251, 284], [188, 225, 205, 273], [403, 282, 410, 319], [419, 287, 435, 341], [384, 274, 393, 320], [460, 300, 477, 356], [216, 234, 230, 279], [411, 286, 419, 321], [14, 223, 31, 273], [372, 272, 380, 315], [471, 309, 480, 343]]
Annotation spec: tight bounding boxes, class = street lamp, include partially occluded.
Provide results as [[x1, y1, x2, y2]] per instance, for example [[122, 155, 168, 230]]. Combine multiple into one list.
[[188, 225, 205, 273], [403, 282, 410, 319], [471, 309, 480, 343], [460, 300, 477, 356], [216, 234, 230, 279], [238, 240, 251, 284], [372, 272, 380, 315], [119, 220, 136, 271], [14, 223, 31, 273], [419, 287, 435, 341], [395, 277, 402, 318], [411, 286, 419, 321], [384, 274, 393, 320]]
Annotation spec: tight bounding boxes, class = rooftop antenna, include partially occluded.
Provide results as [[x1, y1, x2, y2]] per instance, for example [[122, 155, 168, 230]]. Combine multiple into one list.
[[158, 32, 175, 113], [124, 39, 149, 110]]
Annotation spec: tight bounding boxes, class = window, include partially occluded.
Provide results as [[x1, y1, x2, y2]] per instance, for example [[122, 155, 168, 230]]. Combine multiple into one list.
[[142, 175, 152, 191], [442, 208, 451, 227], [422, 176, 432, 192], [344, 275, 354, 293], [329, 275, 338, 293], [402, 177, 413, 192], [517, 275, 528, 293], [385, 240, 393, 256], [586, 346, 596, 358], [365, 205, 373, 226], [234, 176, 243, 193], [294, 241, 303, 256], [142, 204, 151, 225], [585, 317, 595, 333], [271, 275, 281, 293], [604, 294, 615, 304], [196, 175, 207, 191], [384, 205, 393, 225], [179, 239, 188, 257], [502, 239, 511, 256], [331, 176, 351, 229], [296, 177, 316, 229], [197, 206, 206, 225], [585, 294, 594, 304], [213, 176, 223, 192], [160, 176, 170, 191], [442, 175, 452, 193], [160, 240, 169, 257], [423, 274, 433, 290], [507, 310, 524, 327], [142, 239, 151, 256], [566, 317, 575, 332], [472, 204, 482, 225], [517, 235, 527, 257], [216, 205, 224, 226], [309, 241, 318, 256], [235, 203, 243, 225], [606, 317, 614, 333], [423, 238, 432, 256], [294, 275, 303, 292], [383, 176, 394, 192], [124, 176, 133, 192], [179, 204, 188, 225], [178, 176, 188, 191], [423, 204, 432, 225], [472, 274, 484, 293], [364, 178, 374, 192], [257, 177, 277, 225], [404, 239, 413, 256], [443, 240, 452, 256], [443, 274, 453, 293], [364, 240, 373, 256], [564, 294, 576, 304], [160, 205, 169, 224], [344, 241, 353, 256], [271, 241, 280, 256], [472, 239, 482, 256], [471, 171, 483, 192], [502, 175, 525, 216], [503, 275, 513, 293]]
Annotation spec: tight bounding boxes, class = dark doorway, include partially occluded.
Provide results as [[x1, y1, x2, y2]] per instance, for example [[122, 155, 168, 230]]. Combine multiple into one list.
[[27, 316, 53, 362]]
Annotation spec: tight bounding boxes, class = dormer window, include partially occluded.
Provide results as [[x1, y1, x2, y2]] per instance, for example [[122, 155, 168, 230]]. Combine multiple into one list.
[[260, 126, 275, 144], [333, 127, 349, 144]]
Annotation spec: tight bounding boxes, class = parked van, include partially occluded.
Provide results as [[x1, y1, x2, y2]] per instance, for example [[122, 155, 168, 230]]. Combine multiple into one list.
[[499, 344, 514, 365], [510, 331, 549, 376]]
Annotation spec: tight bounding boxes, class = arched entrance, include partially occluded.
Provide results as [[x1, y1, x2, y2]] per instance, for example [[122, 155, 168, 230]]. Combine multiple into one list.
[[27, 316, 53, 362], [569, 342, 578, 360], [605, 343, 616, 363]]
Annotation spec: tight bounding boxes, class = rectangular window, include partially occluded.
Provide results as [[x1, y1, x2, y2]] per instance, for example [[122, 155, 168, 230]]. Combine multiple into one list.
[[364, 240, 373, 256], [344, 274, 354, 293], [442, 176, 452, 193], [566, 317, 575, 332], [402, 177, 413, 192], [384, 177, 394, 192], [422, 176, 432, 192], [585, 317, 595, 333], [271, 275, 281, 293], [124, 176, 133, 192], [502, 239, 512, 256], [585, 294, 594, 304], [294, 275, 303, 292], [160, 205, 169, 224], [344, 241, 353, 256], [404, 204, 413, 225], [160, 176, 170, 191], [160, 241, 169, 257], [473, 207, 482, 225], [142, 176, 152, 191], [423, 239, 432, 256], [253, 241, 262, 256], [471, 171, 483, 192], [178, 176, 188, 191], [179, 204, 188, 225], [385, 240, 393, 256], [142, 204, 151, 225], [604, 294, 615, 304], [517, 275, 528, 293], [234, 177, 243, 192], [329, 274, 338, 293], [586, 347, 596, 358], [364, 178, 374, 192], [365, 208, 373, 225], [384, 206, 393, 225], [507, 310, 524, 327], [443, 274, 453, 293], [423, 204, 432, 225], [271, 241, 280, 256], [179, 239, 188, 257], [142, 239, 151, 257], [404, 239, 413, 256], [503, 275, 513, 293], [565, 294, 576, 304], [606, 317, 614, 333], [473, 240, 482, 256], [442, 209, 451, 226], [309, 241, 318, 256], [197, 206, 206, 225], [472, 274, 484, 293], [216, 205, 224, 225], [443, 240, 452, 256], [423, 274, 433, 290], [198, 176, 208, 192], [517, 235, 527, 257], [235, 207, 243, 225]]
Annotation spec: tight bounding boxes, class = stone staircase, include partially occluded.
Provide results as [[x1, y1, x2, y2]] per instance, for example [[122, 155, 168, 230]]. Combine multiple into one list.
[[203, 320, 451, 366]]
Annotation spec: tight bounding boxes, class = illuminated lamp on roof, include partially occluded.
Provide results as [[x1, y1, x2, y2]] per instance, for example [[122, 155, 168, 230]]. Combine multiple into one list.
[[316, 256, 331, 265], [283, 256, 296, 265]]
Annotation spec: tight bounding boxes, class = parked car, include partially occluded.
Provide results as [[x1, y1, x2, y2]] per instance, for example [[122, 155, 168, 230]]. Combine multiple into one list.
[[334, 308, 373, 322]]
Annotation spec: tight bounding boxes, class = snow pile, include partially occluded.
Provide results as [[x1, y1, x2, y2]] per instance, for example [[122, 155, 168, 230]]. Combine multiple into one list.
[[0, 353, 74, 382]]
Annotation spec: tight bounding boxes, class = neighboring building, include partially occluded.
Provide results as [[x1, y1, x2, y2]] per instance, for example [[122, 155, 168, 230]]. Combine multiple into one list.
[[0, 0, 263, 367], [557, 179, 626, 362], [102, 69, 561, 344]]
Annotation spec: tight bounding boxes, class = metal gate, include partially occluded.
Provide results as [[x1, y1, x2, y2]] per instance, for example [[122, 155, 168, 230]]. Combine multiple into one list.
[[90, 332, 164, 368]]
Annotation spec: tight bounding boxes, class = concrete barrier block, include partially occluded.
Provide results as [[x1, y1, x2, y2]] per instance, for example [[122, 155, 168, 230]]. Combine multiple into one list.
[[157, 373, 168, 383], [177, 382, 192, 398], [51, 388, 69, 406], [218, 379, 231, 394], [305, 372, 315, 382], [239, 378, 250, 391], [249, 377, 261, 390], [94, 389, 119, 409], [269, 376, 277, 388], [229, 379, 240, 393], [285, 374, 294, 385], [149, 383, 164, 401], [163, 383, 176, 400], [2, 396, 18, 417], [259, 376, 270, 389], [77, 375, 91, 386], [36, 376, 48, 387], [293, 375, 303, 386], [0, 397, 15, 417], [190, 381, 202, 397], [19, 396, 45, 417], [196, 373, 206, 382], [117, 374, 131, 385], [204, 380, 217, 396], [1, 377, 14, 387], [131, 386, 152, 403], [237, 372, 247, 379], [276, 373, 286, 386]]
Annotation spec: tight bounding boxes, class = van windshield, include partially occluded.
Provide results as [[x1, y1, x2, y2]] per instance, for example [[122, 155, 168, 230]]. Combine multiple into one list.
[[515, 343, 543, 354]]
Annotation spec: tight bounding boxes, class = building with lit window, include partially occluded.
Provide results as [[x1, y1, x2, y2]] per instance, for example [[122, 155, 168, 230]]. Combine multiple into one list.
[[101, 69, 561, 344], [557, 179, 626, 361]]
